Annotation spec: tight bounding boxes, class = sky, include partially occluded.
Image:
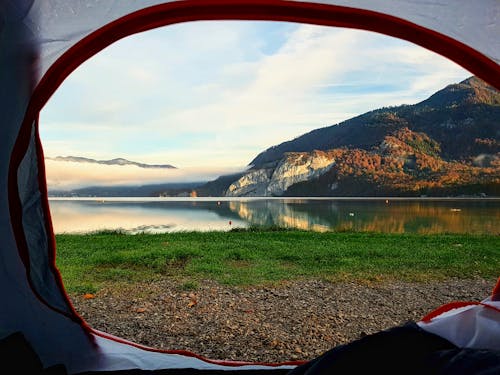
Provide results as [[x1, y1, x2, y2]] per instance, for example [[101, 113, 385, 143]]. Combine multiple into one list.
[[40, 21, 471, 189]]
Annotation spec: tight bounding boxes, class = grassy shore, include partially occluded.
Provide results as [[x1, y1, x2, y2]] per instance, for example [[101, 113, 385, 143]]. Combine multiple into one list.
[[54, 229, 500, 294]]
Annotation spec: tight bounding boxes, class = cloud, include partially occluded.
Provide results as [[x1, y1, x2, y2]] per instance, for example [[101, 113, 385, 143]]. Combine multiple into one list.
[[40, 21, 471, 188], [45, 159, 243, 189], [144, 25, 469, 151]]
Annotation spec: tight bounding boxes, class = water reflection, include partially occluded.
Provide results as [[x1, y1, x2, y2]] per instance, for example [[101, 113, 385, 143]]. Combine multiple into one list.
[[228, 199, 499, 234], [49, 199, 245, 234], [48, 198, 499, 235]]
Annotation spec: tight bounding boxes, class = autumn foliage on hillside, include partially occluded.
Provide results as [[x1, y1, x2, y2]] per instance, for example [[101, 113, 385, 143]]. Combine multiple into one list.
[[285, 127, 499, 197]]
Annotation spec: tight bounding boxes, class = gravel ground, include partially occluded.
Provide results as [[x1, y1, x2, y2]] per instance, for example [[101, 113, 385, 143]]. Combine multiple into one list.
[[70, 278, 496, 363]]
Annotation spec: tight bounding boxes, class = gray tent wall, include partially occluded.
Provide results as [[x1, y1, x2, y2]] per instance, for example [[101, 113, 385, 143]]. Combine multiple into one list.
[[0, 3, 100, 373], [1, 1, 499, 374]]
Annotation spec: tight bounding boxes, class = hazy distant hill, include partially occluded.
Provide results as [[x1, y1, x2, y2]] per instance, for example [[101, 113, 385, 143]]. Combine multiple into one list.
[[49, 182, 202, 197], [46, 156, 186, 196], [46, 156, 176, 169], [203, 77, 499, 197]]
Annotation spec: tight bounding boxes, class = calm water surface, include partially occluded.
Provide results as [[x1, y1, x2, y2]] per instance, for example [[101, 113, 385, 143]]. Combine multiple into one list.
[[48, 197, 500, 234]]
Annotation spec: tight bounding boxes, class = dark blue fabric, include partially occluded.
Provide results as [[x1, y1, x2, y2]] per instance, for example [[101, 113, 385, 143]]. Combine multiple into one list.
[[287, 322, 500, 375], [426, 348, 500, 375]]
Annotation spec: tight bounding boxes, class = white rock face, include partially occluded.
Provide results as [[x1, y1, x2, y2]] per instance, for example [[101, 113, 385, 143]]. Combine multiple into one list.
[[226, 151, 335, 197], [225, 169, 272, 197], [267, 152, 335, 195]]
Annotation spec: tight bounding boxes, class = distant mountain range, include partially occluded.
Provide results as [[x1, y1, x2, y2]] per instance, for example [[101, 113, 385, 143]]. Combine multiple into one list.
[[46, 156, 176, 169], [199, 76, 499, 197]]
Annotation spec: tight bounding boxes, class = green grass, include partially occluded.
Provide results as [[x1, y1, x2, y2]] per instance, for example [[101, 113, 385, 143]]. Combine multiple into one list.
[[54, 230, 500, 293]]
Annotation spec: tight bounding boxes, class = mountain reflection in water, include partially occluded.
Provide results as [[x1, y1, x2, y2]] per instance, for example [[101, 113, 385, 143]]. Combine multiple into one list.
[[48, 198, 499, 235]]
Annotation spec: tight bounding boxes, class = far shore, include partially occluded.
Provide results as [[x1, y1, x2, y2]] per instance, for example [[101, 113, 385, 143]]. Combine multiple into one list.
[[48, 196, 500, 201]]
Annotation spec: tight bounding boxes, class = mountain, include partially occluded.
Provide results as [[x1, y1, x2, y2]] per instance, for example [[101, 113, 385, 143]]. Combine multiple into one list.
[[205, 77, 499, 197], [46, 156, 176, 169], [250, 76, 499, 167]]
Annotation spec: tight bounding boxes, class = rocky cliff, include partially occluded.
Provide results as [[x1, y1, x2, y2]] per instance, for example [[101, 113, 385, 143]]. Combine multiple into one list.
[[226, 151, 336, 196]]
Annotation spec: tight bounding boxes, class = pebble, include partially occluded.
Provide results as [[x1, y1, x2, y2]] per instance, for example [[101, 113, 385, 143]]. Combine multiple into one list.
[[70, 277, 494, 363]]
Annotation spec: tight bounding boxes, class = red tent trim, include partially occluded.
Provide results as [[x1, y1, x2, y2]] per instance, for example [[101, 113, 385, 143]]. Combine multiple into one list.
[[92, 329, 307, 367], [421, 301, 500, 324], [491, 277, 500, 301]]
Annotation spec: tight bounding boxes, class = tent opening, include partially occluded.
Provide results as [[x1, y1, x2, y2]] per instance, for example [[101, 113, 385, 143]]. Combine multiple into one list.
[[37, 19, 500, 365]]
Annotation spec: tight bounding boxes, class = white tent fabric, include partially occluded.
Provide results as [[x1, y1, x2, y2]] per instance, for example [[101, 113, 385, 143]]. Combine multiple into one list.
[[1, 0, 499, 373], [417, 299, 500, 351], [18, 0, 500, 81]]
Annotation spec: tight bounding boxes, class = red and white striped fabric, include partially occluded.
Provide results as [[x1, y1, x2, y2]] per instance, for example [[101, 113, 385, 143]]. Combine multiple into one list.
[[418, 278, 500, 351]]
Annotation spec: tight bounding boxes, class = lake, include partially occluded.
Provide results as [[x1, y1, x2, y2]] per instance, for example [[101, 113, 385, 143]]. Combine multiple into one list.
[[47, 197, 500, 234]]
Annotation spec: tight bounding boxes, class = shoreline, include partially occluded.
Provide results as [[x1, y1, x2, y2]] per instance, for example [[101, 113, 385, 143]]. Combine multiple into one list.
[[49, 196, 500, 202]]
